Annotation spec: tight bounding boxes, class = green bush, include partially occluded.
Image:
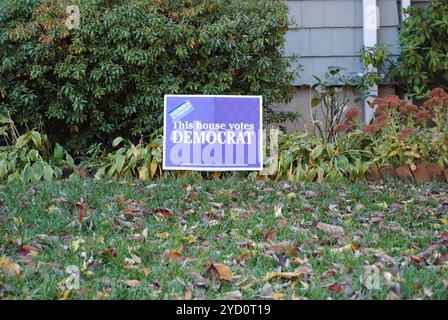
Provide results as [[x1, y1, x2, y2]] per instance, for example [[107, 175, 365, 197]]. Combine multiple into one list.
[[393, 0, 448, 97], [0, 0, 296, 154]]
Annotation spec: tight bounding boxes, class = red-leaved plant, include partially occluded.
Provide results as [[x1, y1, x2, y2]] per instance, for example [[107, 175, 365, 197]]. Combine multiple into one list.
[[363, 88, 448, 173]]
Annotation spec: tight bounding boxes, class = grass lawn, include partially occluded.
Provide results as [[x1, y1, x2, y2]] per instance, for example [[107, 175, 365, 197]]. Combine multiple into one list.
[[0, 177, 447, 300]]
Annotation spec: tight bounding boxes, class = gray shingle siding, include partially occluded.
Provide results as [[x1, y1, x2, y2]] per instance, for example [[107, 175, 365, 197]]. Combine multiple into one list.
[[285, 0, 428, 85]]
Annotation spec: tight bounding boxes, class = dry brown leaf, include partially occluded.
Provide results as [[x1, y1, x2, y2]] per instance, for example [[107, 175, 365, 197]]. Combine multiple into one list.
[[58, 289, 71, 300], [124, 280, 141, 288], [265, 271, 305, 281], [206, 263, 233, 281], [16, 245, 39, 256], [116, 194, 126, 205], [316, 222, 344, 236], [185, 288, 192, 300], [331, 243, 360, 254], [0, 256, 22, 278], [441, 279, 448, 289], [272, 292, 285, 300], [96, 291, 108, 300], [322, 282, 345, 295], [387, 291, 400, 300], [220, 290, 243, 300], [257, 283, 273, 298], [101, 247, 117, 257], [189, 272, 209, 287], [163, 250, 182, 262], [131, 254, 142, 265]]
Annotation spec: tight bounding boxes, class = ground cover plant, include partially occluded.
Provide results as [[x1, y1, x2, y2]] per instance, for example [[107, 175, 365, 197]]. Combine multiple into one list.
[[0, 116, 77, 184], [0, 178, 447, 300]]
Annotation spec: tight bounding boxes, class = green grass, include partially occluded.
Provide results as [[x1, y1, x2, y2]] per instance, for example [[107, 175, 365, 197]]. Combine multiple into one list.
[[0, 177, 447, 300]]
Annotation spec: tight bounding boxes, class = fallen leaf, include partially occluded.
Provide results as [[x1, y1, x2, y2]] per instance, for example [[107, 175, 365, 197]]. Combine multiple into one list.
[[220, 290, 243, 300], [131, 254, 142, 265], [70, 237, 85, 252], [440, 232, 448, 243], [16, 245, 39, 256], [185, 288, 192, 300], [163, 250, 182, 262], [287, 192, 297, 199], [441, 279, 448, 289], [142, 268, 151, 277], [423, 288, 433, 297], [124, 280, 141, 288], [322, 282, 345, 295], [320, 269, 337, 280], [187, 234, 197, 244], [274, 205, 283, 218], [58, 289, 71, 300], [206, 263, 233, 281], [316, 222, 344, 236], [265, 271, 305, 281], [77, 203, 86, 223], [272, 292, 285, 300], [116, 194, 126, 205], [152, 208, 174, 218], [264, 230, 275, 241], [189, 272, 209, 287], [331, 243, 360, 254], [0, 256, 22, 278], [236, 252, 249, 265], [156, 232, 170, 239], [387, 291, 400, 300], [101, 247, 117, 257], [96, 291, 108, 300], [114, 218, 137, 230]]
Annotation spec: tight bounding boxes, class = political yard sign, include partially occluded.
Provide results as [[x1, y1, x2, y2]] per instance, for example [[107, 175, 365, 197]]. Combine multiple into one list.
[[163, 95, 263, 171]]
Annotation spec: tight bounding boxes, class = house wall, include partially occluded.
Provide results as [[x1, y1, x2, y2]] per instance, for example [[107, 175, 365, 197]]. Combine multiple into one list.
[[279, 0, 429, 132], [284, 0, 401, 86]]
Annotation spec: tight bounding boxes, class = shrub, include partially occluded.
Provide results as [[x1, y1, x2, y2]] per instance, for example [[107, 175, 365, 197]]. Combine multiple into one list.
[[364, 89, 448, 169], [393, 0, 448, 97], [0, 0, 296, 154]]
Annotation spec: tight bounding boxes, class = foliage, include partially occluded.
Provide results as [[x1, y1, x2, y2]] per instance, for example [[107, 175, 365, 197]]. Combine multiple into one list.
[[393, 0, 448, 98], [0, 116, 76, 183], [276, 131, 370, 183], [94, 134, 163, 181], [3, 178, 447, 299], [0, 0, 297, 153], [363, 88, 448, 168], [359, 44, 394, 96], [311, 67, 362, 143]]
